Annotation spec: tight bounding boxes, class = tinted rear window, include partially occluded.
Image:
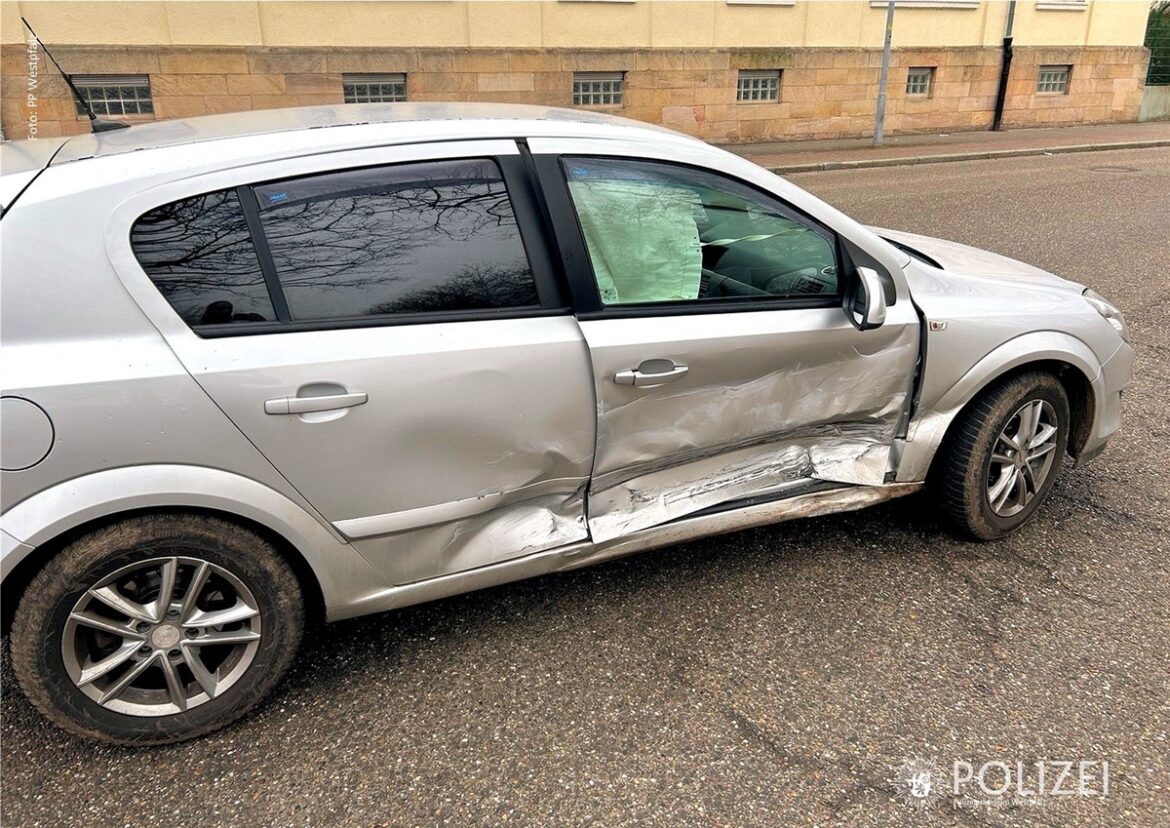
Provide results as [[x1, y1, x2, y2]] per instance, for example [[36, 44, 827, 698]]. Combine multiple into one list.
[[253, 158, 538, 321], [131, 189, 274, 327]]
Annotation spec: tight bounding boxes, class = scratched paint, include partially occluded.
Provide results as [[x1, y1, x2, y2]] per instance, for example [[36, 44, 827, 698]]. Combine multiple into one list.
[[582, 312, 920, 541], [351, 483, 590, 585]]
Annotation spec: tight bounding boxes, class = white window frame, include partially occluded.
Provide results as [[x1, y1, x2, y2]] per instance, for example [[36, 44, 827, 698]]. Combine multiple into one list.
[[73, 74, 153, 118], [342, 73, 407, 104], [1036, 65, 1072, 94], [736, 70, 782, 102], [1036, 0, 1087, 11], [573, 72, 625, 108], [868, 1, 979, 8], [905, 67, 935, 97]]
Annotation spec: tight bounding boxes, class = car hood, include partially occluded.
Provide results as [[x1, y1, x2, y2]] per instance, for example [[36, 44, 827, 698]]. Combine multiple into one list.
[[871, 227, 1084, 293]]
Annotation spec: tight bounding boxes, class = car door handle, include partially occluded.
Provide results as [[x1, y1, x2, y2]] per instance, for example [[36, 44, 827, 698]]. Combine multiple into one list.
[[264, 391, 368, 415], [614, 360, 690, 388]]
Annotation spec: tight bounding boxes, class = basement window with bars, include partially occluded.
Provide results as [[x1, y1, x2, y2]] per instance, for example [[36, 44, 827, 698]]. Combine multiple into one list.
[[342, 73, 407, 103], [1037, 65, 1072, 94], [736, 70, 781, 102], [573, 72, 624, 107], [74, 75, 153, 117], [905, 67, 934, 96]]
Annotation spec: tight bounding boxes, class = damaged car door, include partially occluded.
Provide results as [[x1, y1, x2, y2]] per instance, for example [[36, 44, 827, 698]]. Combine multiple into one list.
[[543, 155, 920, 541], [125, 143, 596, 584]]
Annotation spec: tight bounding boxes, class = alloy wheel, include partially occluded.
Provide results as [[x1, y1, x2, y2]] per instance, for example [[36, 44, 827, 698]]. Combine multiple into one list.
[[61, 556, 262, 717], [986, 399, 1061, 518]]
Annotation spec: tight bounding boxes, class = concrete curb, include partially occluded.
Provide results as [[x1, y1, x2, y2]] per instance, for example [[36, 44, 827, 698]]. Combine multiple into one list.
[[767, 139, 1170, 174]]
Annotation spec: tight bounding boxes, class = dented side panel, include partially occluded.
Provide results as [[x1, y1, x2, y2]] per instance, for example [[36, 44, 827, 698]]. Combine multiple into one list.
[[98, 139, 601, 587], [177, 316, 598, 585], [349, 485, 590, 586], [580, 304, 920, 541]]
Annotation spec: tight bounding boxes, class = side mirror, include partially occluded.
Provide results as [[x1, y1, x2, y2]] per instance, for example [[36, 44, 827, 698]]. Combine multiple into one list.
[[844, 266, 887, 331]]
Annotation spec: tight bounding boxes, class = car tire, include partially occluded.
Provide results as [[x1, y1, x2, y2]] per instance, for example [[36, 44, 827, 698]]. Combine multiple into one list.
[[936, 372, 1070, 541], [9, 513, 303, 746]]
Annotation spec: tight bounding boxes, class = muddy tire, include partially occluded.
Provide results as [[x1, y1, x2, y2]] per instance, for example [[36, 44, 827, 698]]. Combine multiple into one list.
[[936, 372, 1070, 540], [10, 513, 303, 746]]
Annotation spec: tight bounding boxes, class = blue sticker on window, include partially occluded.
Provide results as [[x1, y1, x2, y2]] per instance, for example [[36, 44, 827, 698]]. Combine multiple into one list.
[[267, 192, 288, 203]]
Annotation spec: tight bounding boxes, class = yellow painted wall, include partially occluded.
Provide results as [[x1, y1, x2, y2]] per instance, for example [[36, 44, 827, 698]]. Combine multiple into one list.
[[0, 0, 1151, 49], [541, 1, 652, 48], [651, 1, 716, 49], [859, 4, 997, 48], [6, 1, 172, 45], [468, 1, 542, 48], [166, 2, 263, 46]]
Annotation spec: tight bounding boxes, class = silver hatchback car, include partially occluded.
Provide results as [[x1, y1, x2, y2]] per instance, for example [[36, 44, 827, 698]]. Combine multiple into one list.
[[1, 104, 1133, 745]]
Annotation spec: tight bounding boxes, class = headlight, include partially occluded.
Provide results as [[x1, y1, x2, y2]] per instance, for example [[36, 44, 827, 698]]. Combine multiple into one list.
[[1083, 288, 1131, 344]]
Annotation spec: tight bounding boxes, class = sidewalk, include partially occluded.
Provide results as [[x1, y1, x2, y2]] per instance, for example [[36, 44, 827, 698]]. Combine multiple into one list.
[[722, 121, 1170, 173]]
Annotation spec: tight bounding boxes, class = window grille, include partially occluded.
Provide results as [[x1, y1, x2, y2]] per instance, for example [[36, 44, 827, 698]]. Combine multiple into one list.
[[737, 70, 781, 102], [573, 72, 624, 107], [343, 73, 407, 103], [74, 75, 153, 116]]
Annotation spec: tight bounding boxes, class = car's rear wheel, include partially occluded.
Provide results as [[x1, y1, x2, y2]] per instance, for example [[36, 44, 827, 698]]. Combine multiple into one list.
[[10, 513, 303, 745], [936, 372, 1070, 540]]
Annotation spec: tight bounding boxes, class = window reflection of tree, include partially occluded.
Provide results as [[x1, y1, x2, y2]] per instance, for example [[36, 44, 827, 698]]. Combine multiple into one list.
[[132, 161, 540, 326], [369, 264, 537, 314], [131, 191, 273, 324], [260, 168, 535, 318]]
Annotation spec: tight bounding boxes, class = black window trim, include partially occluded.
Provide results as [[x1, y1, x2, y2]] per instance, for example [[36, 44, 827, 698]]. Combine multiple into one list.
[[149, 151, 568, 338], [236, 184, 292, 323], [192, 305, 562, 339], [497, 153, 571, 310], [530, 153, 881, 320]]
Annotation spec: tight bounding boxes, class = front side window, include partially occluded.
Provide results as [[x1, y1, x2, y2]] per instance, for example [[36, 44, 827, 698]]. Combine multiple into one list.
[[563, 158, 838, 307], [131, 189, 274, 327], [254, 159, 538, 320]]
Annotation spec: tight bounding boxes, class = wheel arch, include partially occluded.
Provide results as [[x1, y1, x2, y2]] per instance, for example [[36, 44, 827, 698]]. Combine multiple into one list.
[[1, 465, 389, 631], [929, 359, 1094, 475], [897, 332, 1103, 482], [2, 506, 329, 637]]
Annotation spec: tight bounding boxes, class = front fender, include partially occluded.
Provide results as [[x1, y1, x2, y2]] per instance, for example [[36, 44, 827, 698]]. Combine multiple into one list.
[[0, 465, 390, 619], [896, 331, 1105, 482]]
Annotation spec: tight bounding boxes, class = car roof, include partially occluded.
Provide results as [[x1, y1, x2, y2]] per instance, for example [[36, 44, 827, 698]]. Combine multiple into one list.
[[27, 103, 699, 168], [0, 136, 69, 212]]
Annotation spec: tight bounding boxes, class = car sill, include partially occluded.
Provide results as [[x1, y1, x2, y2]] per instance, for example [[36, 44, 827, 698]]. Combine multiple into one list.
[[329, 481, 924, 621]]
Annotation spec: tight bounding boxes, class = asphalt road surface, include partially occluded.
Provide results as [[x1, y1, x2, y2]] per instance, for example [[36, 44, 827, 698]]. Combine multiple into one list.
[[3, 147, 1168, 828]]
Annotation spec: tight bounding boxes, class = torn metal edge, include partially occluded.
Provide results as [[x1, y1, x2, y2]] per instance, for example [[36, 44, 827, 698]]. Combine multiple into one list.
[[332, 480, 923, 620]]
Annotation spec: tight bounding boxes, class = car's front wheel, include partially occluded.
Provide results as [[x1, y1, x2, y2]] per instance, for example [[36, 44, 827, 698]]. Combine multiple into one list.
[[937, 371, 1070, 540], [10, 513, 303, 745]]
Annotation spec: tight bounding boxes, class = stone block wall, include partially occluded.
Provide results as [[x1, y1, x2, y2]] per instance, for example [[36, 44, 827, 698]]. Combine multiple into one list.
[[0, 44, 1149, 143]]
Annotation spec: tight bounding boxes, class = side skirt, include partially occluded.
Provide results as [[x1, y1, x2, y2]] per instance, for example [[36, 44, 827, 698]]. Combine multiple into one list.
[[327, 481, 924, 621]]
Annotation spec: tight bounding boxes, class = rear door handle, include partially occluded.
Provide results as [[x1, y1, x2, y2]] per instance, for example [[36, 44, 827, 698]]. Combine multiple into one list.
[[264, 391, 368, 415], [614, 359, 690, 388]]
